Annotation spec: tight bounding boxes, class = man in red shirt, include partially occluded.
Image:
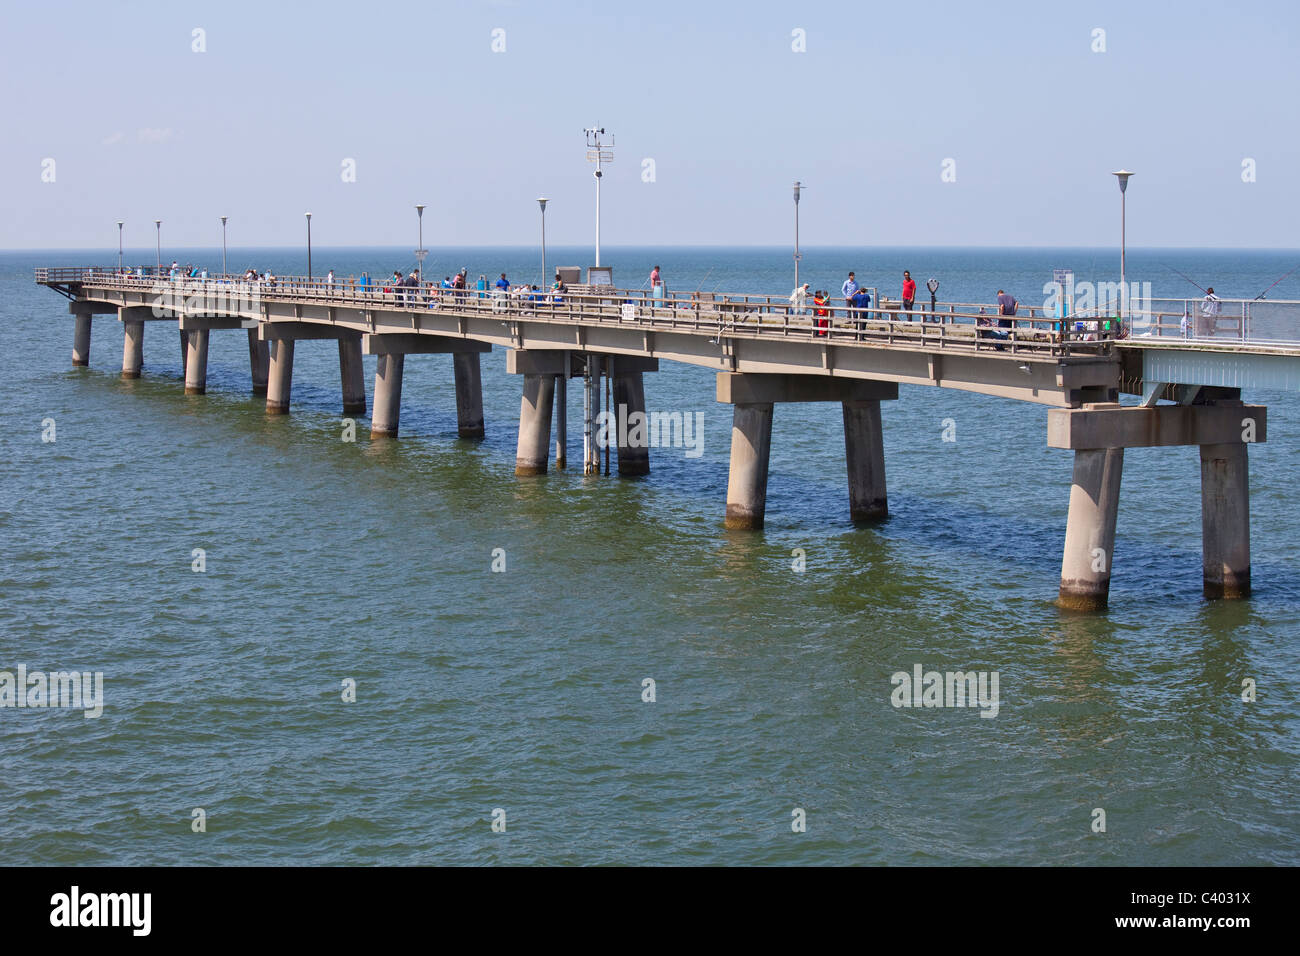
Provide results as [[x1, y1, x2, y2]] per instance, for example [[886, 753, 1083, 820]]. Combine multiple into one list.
[[901, 271, 917, 321]]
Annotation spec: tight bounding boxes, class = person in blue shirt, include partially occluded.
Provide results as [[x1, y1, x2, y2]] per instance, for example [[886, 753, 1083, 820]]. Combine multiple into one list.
[[850, 287, 872, 327], [495, 273, 510, 291], [841, 272, 860, 320]]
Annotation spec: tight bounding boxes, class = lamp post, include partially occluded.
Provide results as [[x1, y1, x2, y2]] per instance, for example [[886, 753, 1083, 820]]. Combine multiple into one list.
[[154, 219, 161, 272], [1112, 170, 1133, 328], [116, 220, 123, 273], [415, 204, 426, 285], [538, 197, 549, 287], [793, 181, 803, 290], [305, 212, 312, 282], [220, 216, 228, 275], [585, 128, 613, 269]]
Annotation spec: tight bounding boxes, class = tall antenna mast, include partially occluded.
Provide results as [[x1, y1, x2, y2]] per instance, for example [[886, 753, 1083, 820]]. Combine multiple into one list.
[[584, 127, 614, 267]]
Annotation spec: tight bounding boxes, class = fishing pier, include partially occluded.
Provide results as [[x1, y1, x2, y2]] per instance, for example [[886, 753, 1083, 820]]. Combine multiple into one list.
[[35, 267, 1300, 610]]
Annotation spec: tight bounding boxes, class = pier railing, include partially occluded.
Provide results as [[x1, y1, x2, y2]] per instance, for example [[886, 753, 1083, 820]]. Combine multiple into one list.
[[36, 266, 1125, 357]]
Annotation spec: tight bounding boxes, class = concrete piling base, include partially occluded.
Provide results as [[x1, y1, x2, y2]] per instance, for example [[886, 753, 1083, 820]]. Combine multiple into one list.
[[843, 399, 887, 522], [265, 338, 295, 414], [453, 351, 485, 439], [724, 402, 774, 530], [1058, 447, 1124, 611], [72, 315, 92, 367], [183, 329, 210, 395], [248, 329, 270, 394], [339, 335, 366, 415], [515, 373, 555, 475], [1200, 442, 1251, 599], [121, 322, 144, 378], [371, 353, 404, 437], [614, 369, 650, 476]]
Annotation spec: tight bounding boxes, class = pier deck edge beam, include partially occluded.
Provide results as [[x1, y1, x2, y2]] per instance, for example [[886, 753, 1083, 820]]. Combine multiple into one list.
[[717, 373, 900, 529], [1048, 401, 1265, 609]]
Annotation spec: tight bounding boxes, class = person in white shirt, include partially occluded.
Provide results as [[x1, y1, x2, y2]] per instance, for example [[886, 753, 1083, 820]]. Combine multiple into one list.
[[1199, 287, 1220, 336], [326, 269, 335, 286], [789, 282, 811, 315]]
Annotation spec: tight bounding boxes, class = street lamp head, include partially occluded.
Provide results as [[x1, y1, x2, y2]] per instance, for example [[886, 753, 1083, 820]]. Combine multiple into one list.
[[221, 216, 228, 224], [415, 204, 426, 216], [793, 180, 802, 203], [154, 219, 161, 226], [1112, 169, 1134, 193], [305, 211, 312, 219], [117, 220, 123, 228], [538, 197, 549, 212]]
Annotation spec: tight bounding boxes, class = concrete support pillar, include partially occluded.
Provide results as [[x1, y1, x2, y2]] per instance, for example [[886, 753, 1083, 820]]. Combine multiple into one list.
[[183, 329, 210, 395], [72, 315, 92, 366], [453, 351, 485, 439], [1200, 442, 1251, 599], [724, 402, 775, 530], [371, 353, 404, 437], [515, 373, 555, 476], [614, 369, 650, 476], [843, 399, 887, 522], [265, 338, 295, 414], [555, 366, 568, 469], [248, 329, 270, 394], [121, 322, 144, 378], [179, 328, 189, 377], [1058, 447, 1124, 611], [338, 335, 366, 415]]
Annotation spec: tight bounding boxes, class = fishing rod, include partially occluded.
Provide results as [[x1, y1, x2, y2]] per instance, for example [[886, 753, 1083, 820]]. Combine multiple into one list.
[[1253, 263, 1300, 300], [1161, 262, 1209, 296]]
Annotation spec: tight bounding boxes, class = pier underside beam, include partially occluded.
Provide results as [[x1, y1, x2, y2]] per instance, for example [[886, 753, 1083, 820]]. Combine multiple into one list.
[[515, 373, 556, 475]]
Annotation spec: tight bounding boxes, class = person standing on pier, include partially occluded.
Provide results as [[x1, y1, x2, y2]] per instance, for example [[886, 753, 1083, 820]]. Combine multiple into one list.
[[790, 282, 811, 312], [326, 269, 335, 288], [850, 286, 872, 330], [496, 273, 511, 292], [842, 271, 860, 321], [1199, 287, 1220, 337], [901, 271, 917, 320]]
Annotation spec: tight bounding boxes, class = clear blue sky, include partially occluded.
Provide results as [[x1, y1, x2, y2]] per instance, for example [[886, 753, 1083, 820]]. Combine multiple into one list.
[[2, 0, 1296, 250]]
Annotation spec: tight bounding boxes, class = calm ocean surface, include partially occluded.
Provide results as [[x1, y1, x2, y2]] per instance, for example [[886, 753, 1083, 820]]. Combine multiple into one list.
[[2, 245, 1297, 865]]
